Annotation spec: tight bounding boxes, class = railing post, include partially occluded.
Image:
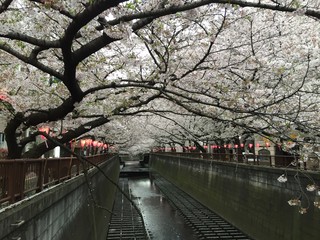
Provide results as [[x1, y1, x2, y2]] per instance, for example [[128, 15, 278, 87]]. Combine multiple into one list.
[[77, 157, 80, 175], [68, 157, 73, 178], [43, 159, 49, 189], [269, 155, 272, 167], [57, 158, 61, 183], [8, 162, 15, 203], [19, 161, 26, 200], [38, 159, 44, 192], [253, 152, 257, 165]]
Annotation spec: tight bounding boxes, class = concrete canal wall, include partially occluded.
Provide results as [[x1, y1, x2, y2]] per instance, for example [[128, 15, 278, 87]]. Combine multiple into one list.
[[150, 153, 320, 240], [0, 156, 119, 240]]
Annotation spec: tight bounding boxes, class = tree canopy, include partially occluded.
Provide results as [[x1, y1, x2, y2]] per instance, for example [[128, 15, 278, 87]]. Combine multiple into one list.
[[0, 0, 320, 159]]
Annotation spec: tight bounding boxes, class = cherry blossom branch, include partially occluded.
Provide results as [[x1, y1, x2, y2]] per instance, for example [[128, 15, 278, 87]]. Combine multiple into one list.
[[22, 116, 111, 158], [30, 0, 76, 19], [101, 0, 320, 27], [0, 0, 13, 14], [0, 32, 60, 48]]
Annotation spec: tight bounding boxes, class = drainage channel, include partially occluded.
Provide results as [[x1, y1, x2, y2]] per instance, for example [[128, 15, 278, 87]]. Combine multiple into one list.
[[107, 175, 251, 240]]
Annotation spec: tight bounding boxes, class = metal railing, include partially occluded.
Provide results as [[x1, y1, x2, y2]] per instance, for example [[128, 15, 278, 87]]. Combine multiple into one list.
[[153, 152, 319, 170], [0, 154, 116, 206]]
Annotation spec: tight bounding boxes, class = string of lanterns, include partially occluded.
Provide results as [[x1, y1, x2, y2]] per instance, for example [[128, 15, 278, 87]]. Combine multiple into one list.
[[80, 139, 108, 150], [38, 126, 109, 150], [154, 142, 272, 152]]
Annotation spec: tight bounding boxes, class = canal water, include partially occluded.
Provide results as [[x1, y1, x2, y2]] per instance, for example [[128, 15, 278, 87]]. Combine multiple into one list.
[[128, 177, 196, 240]]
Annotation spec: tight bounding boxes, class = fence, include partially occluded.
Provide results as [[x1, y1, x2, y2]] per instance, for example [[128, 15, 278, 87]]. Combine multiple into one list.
[[153, 152, 319, 170], [0, 154, 115, 207]]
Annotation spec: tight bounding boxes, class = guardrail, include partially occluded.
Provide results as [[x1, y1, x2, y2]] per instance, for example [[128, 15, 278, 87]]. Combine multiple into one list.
[[0, 154, 116, 207], [153, 152, 319, 170]]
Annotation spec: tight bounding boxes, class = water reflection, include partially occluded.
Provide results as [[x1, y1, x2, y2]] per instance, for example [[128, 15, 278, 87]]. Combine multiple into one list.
[[129, 177, 196, 240]]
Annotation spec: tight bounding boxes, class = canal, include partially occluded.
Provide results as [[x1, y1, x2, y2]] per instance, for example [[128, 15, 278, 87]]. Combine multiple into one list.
[[129, 177, 196, 239], [107, 161, 250, 239]]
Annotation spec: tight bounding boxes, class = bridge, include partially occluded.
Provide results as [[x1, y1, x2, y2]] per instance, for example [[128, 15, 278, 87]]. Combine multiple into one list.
[[0, 153, 319, 240]]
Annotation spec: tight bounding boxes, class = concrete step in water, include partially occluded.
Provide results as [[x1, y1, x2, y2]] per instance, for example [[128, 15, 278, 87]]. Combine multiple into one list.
[[120, 161, 149, 177]]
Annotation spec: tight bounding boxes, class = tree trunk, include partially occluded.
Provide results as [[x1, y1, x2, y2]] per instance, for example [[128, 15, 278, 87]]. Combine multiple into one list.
[[4, 113, 24, 159]]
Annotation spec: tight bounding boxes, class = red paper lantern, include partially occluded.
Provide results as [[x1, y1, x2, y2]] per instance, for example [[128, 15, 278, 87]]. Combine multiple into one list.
[[80, 139, 86, 148], [85, 139, 92, 146], [92, 141, 98, 147], [248, 143, 253, 148], [39, 126, 49, 140]]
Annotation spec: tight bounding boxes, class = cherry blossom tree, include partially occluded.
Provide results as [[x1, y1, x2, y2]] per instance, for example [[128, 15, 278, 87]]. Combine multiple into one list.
[[0, 0, 320, 160], [132, 1, 320, 155]]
